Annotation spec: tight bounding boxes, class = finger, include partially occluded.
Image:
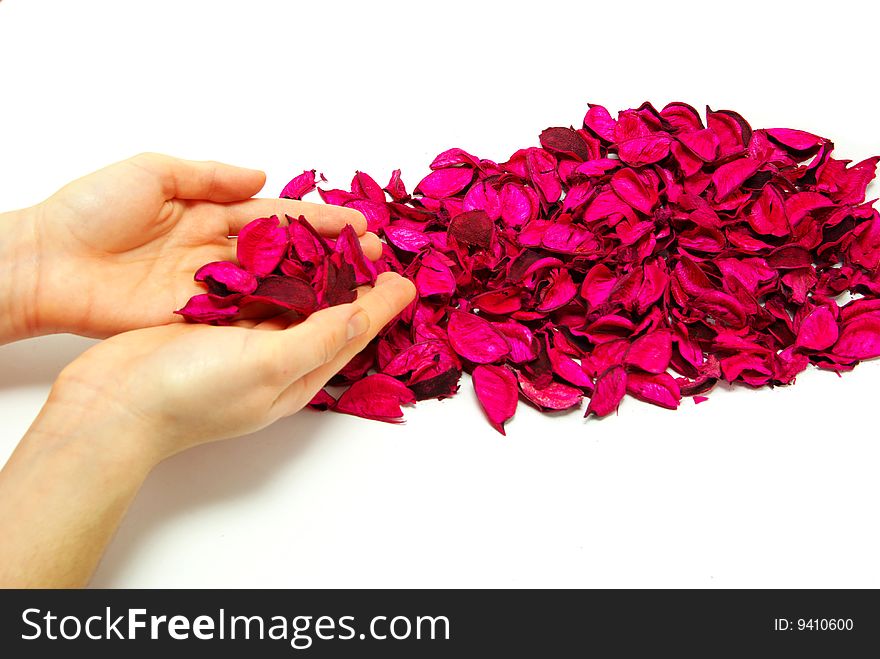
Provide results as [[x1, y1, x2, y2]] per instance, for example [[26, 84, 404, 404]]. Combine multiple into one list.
[[129, 152, 266, 202], [360, 232, 383, 261], [222, 198, 367, 236], [270, 273, 416, 415]]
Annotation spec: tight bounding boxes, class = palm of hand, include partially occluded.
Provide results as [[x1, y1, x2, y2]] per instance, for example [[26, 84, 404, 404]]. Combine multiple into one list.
[[33, 153, 371, 338]]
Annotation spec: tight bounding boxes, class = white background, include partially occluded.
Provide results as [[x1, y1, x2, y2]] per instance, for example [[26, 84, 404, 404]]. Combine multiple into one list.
[[1, 0, 878, 588]]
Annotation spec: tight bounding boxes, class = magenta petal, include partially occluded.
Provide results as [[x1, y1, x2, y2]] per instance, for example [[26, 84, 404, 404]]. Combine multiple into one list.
[[747, 185, 789, 237], [580, 264, 616, 308], [625, 331, 673, 374], [575, 158, 619, 176], [582, 340, 629, 378], [583, 104, 617, 141], [383, 340, 461, 401], [194, 261, 258, 295], [795, 306, 839, 351], [384, 169, 408, 201], [175, 293, 240, 323], [430, 148, 481, 169], [351, 171, 386, 203], [383, 225, 432, 252], [335, 224, 377, 286], [415, 167, 474, 198], [611, 168, 659, 214], [679, 129, 719, 161], [415, 252, 457, 297], [617, 134, 671, 166], [280, 170, 319, 199], [463, 180, 502, 220], [308, 389, 336, 410], [517, 372, 583, 411], [447, 310, 510, 364], [766, 128, 823, 152], [500, 183, 538, 227], [472, 288, 522, 315], [526, 148, 562, 204], [237, 216, 289, 277], [473, 364, 518, 434], [585, 366, 626, 417], [774, 346, 809, 384], [817, 156, 879, 205], [834, 315, 880, 360], [537, 269, 577, 312], [626, 372, 681, 410], [712, 158, 761, 201], [492, 321, 538, 363], [549, 348, 592, 388], [335, 374, 416, 423], [345, 198, 390, 232], [288, 215, 330, 263]]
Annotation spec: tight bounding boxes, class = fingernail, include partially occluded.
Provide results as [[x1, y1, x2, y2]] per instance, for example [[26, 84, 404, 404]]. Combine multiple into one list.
[[346, 310, 370, 340]]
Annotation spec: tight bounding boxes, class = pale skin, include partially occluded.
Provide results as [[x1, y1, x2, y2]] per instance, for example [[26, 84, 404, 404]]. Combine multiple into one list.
[[0, 154, 416, 587]]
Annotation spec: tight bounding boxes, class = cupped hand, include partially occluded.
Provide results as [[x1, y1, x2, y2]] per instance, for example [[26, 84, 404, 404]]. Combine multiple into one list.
[[27, 152, 380, 338], [44, 272, 416, 466]]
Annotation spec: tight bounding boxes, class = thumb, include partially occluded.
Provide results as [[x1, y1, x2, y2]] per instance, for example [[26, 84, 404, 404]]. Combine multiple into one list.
[[268, 302, 372, 381], [267, 273, 417, 416]]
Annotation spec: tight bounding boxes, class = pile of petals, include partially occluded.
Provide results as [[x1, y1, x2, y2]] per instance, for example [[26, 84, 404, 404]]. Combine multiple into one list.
[[177, 102, 880, 434]]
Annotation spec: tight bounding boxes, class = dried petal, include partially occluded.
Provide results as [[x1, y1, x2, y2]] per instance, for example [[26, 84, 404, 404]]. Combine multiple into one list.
[[585, 366, 626, 418], [448, 210, 494, 248], [447, 310, 510, 364], [626, 372, 681, 409], [335, 224, 377, 286], [625, 331, 673, 374], [237, 216, 289, 277], [834, 315, 880, 360], [308, 389, 336, 410], [335, 374, 416, 423], [617, 134, 671, 166], [416, 167, 474, 198], [472, 365, 518, 435], [517, 372, 583, 411], [175, 293, 239, 323], [244, 276, 317, 314], [280, 170, 319, 199], [194, 261, 258, 295], [795, 306, 839, 351], [415, 252, 456, 297], [611, 168, 659, 214]]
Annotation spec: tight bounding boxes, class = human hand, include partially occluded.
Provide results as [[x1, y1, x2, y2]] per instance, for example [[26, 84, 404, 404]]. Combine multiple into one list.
[[13, 152, 379, 339], [42, 272, 416, 465], [0, 272, 414, 586]]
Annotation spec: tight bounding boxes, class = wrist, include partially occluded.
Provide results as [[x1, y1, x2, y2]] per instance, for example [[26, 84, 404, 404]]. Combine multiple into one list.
[[0, 204, 43, 343], [24, 383, 162, 479]]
